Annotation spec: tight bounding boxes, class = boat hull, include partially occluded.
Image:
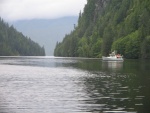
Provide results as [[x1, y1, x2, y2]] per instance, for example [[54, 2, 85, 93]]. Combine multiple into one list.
[[102, 56, 123, 61]]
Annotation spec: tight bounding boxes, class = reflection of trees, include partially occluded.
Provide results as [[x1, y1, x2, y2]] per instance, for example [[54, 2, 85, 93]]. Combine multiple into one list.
[[81, 70, 145, 112], [61, 58, 102, 71], [55, 58, 149, 112]]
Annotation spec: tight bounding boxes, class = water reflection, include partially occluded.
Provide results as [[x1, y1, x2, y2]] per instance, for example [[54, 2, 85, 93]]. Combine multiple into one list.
[[102, 61, 123, 71], [80, 71, 142, 112], [0, 57, 149, 113]]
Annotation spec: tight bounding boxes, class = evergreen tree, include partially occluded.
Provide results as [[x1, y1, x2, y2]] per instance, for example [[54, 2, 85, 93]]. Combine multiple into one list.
[[0, 18, 45, 56], [54, 0, 150, 59]]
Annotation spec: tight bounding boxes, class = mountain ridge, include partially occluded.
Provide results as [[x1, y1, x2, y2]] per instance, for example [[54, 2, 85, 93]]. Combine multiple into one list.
[[54, 0, 150, 59], [0, 18, 45, 56], [11, 16, 78, 55]]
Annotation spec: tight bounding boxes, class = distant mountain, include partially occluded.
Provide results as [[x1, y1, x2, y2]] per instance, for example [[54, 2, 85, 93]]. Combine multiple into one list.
[[11, 16, 78, 55], [0, 18, 45, 56]]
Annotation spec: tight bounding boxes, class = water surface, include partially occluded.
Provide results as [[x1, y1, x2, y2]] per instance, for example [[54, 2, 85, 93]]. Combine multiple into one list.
[[0, 56, 150, 113]]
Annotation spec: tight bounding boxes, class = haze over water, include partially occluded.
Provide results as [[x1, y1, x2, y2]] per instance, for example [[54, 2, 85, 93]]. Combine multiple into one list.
[[0, 56, 150, 113]]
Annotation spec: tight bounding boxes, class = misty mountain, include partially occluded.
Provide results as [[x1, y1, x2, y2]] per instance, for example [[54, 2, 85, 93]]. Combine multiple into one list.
[[0, 18, 45, 56], [11, 16, 78, 55]]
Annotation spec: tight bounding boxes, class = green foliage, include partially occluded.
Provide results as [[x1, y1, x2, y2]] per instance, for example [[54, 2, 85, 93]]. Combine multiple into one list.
[[112, 31, 140, 59], [0, 18, 45, 56], [102, 26, 114, 56], [77, 37, 90, 57], [54, 0, 150, 59], [141, 36, 150, 58]]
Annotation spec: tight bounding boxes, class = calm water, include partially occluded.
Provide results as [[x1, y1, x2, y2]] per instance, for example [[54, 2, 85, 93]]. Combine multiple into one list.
[[0, 56, 150, 113]]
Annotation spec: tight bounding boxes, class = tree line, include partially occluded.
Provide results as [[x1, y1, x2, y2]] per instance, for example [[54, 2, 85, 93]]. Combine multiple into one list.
[[54, 0, 150, 59], [0, 18, 45, 56]]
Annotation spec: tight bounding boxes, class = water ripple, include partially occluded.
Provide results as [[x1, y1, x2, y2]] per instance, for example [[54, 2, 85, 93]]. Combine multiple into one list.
[[0, 57, 148, 113]]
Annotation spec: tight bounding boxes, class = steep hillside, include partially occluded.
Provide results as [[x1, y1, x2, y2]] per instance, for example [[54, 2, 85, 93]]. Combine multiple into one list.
[[0, 18, 45, 56], [54, 0, 150, 59], [11, 17, 78, 55]]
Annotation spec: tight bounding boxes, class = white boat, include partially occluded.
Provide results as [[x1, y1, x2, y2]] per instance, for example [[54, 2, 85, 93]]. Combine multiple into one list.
[[102, 51, 123, 61]]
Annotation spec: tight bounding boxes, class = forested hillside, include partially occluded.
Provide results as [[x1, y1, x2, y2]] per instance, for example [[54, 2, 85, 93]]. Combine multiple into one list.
[[54, 0, 150, 59], [0, 18, 45, 56]]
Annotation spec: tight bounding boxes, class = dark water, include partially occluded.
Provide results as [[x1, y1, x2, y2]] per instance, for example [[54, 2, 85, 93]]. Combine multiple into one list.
[[0, 56, 150, 113]]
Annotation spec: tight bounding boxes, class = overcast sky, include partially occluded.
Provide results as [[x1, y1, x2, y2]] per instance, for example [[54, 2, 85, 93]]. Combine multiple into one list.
[[0, 0, 87, 22]]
